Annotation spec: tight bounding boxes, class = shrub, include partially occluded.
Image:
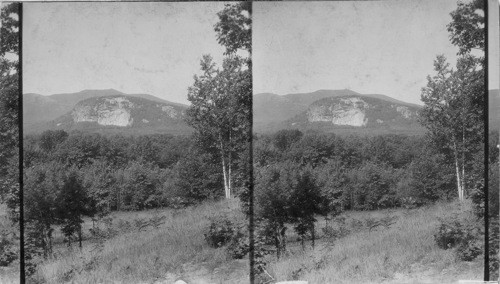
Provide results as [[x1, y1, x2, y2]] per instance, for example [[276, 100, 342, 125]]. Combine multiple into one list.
[[434, 219, 464, 249], [204, 216, 234, 248], [227, 229, 249, 259], [0, 232, 17, 266], [434, 213, 483, 262], [399, 196, 425, 209], [456, 232, 482, 261]]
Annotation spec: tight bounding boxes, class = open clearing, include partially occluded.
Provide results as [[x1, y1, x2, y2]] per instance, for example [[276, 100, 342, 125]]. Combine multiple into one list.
[[31, 200, 484, 284], [265, 201, 482, 284], [33, 199, 249, 284]]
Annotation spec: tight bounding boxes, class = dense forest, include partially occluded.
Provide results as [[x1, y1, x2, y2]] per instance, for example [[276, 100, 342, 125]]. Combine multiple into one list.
[[22, 129, 249, 249]]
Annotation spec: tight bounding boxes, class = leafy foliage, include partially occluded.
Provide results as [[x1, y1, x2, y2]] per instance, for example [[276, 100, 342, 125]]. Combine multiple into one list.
[[0, 3, 20, 224], [214, 2, 252, 56], [0, 228, 17, 266], [55, 172, 96, 247], [434, 208, 483, 262], [186, 2, 251, 200], [204, 215, 235, 248], [447, 0, 485, 56], [434, 219, 465, 249]]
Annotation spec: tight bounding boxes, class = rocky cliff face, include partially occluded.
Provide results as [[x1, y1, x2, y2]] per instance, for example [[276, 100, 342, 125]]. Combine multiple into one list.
[[304, 96, 419, 127], [307, 97, 369, 126], [284, 95, 424, 135], [68, 96, 182, 128], [44, 95, 192, 135], [72, 97, 135, 127]]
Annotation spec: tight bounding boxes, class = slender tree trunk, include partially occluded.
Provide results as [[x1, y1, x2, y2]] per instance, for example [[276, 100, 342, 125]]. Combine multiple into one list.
[[48, 235, 52, 255], [47, 227, 53, 255], [228, 151, 232, 198], [228, 130, 232, 198], [280, 226, 286, 255], [78, 226, 83, 249], [311, 222, 315, 249], [221, 157, 229, 198], [42, 227, 48, 257], [219, 133, 230, 199], [453, 141, 464, 201], [462, 152, 466, 198], [275, 227, 281, 259], [462, 124, 466, 198]]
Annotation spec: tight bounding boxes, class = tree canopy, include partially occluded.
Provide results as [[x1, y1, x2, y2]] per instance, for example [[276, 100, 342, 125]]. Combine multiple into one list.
[[186, 2, 251, 199]]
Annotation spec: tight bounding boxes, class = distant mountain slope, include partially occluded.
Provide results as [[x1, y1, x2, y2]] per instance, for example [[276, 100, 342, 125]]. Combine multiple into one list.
[[253, 93, 308, 130], [279, 95, 425, 135], [253, 89, 424, 134], [23, 89, 187, 127], [24, 94, 192, 135], [23, 93, 69, 124], [281, 89, 421, 108]]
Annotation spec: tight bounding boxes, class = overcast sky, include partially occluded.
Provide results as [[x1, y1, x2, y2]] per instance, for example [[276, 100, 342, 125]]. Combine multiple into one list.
[[23, 2, 227, 105], [21, 1, 500, 106], [490, 0, 500, 90], [254, 0, 497, 105]]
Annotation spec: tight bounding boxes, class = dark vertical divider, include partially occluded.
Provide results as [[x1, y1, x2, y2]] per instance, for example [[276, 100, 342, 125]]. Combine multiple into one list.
[[18, 2, 25, 283], [484, 0, 490, 281], [248, 3, 255, 283]]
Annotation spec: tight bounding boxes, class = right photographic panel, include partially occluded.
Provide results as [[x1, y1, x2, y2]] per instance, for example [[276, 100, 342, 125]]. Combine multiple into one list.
[[252, 1, 497, 283]]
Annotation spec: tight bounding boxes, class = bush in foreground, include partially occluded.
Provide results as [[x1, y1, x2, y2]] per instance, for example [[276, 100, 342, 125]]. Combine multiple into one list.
[[204, 215, 235, 248], [434, 206, 483, 262]]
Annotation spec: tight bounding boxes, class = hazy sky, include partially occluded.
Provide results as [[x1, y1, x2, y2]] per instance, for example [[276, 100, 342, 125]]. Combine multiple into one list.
[[490, 0, 500, 90], [23, 2, 227, 105], [21, 1, 500, 106], [254, 0, 497, 105]]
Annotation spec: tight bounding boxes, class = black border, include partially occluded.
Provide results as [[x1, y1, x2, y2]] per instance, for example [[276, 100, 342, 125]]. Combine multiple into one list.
[[484, 0, 490, 280], [18, 2, 25, 283]]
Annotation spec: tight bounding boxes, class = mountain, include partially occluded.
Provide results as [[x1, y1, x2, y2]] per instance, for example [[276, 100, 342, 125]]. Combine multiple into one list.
[[23, 93, 69, 124], [23, 89, 186, 128], [24, 93, 192, 135], [491, 89, 500, 131], [254, 90, 425, 135]]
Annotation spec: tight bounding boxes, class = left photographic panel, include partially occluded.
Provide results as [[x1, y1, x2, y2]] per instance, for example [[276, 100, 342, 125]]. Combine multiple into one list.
[[23, 2, 251, 283], [0, 2, 21, 284]]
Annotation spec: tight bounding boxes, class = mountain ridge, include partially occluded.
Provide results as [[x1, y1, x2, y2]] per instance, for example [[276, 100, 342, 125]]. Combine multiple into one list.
[[23, 89, 188, 128], [253, 89, 424, 134], [24, 91, 192, 135]]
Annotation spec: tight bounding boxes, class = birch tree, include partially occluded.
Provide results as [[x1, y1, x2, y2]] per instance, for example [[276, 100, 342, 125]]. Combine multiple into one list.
[[186, 55, 249, 199], [420, 0, 485, 202], [420, 55, 484, 201], [185, 2, 251, 199]]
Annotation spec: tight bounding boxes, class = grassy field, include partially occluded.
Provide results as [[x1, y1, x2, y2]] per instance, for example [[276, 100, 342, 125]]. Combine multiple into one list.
[[29, 199, 485, 284], [32, 198, 249, 284], [0, 203, 20, 284], [264, 200, 483, 284]]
